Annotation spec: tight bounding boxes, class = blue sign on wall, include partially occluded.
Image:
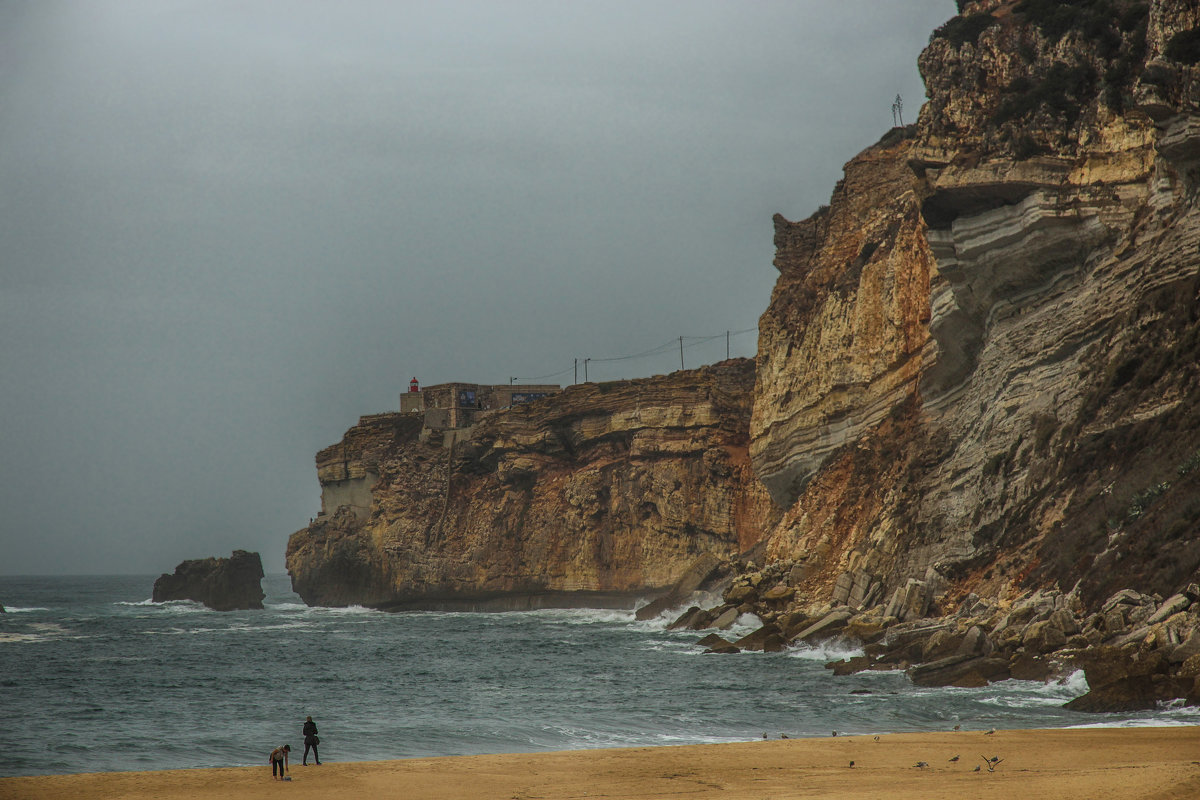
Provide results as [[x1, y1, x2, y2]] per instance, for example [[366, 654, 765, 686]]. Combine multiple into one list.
[[458, 390, 477, 407], [511, 392, 548, 405]]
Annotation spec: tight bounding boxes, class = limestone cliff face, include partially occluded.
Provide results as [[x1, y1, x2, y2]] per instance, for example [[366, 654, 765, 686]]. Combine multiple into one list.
[[287, 360, 777, 608], [752, 0, 1200, 613]]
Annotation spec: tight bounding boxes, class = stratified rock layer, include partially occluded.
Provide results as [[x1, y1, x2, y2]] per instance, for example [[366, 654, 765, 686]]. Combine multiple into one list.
[[153, 550, 266, 611], [751, 0, 1200, 611], [286, 360, 778, 609]]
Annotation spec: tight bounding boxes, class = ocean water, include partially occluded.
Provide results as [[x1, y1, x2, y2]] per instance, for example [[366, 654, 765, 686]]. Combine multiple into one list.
[[4, 574, 1199, 777]]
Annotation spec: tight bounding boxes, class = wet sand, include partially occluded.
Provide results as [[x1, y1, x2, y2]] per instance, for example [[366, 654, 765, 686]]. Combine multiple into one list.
[[5, 726, 1200, 800]]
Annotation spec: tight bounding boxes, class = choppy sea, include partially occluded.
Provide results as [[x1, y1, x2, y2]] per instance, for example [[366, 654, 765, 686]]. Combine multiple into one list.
[[3, 574, 1199, 777]]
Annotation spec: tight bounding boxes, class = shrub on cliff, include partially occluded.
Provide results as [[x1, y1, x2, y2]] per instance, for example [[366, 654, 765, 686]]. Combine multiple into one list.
[[1015, 0, 1115, 41], [1165, 28, 1200, 65], [993, 60, 1097, 126], [931, 13, 997, 48]]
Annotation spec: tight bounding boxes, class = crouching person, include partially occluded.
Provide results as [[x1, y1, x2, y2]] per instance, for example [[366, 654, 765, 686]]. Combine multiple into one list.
[[269, 744, 290, 780]]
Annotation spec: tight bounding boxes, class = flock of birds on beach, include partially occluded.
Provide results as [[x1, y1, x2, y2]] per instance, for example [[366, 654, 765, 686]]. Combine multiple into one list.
[[761, 725, 1005, 774]]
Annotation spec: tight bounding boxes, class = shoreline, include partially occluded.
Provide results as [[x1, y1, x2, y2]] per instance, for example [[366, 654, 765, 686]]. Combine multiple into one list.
[[5, 726, 1200, 800]]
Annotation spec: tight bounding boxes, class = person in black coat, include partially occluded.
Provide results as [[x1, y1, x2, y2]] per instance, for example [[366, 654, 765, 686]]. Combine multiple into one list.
[[302, 716, 321, 765]]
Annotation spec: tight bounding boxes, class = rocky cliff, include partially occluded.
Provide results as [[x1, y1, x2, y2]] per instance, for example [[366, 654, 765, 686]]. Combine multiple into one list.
[[286, 360, 778, 609], [751, 0, 1200, 616], [287, 1, 1200, 669]]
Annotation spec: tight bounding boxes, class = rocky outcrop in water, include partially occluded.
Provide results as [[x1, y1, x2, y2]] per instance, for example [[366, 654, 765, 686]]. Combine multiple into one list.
[[286, 360, 779, 609], [153, 550, 266, 611], [661, 560, 1200, 711]]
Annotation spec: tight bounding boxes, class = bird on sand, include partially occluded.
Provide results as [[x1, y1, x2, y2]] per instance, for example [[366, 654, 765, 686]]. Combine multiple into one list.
[[849, 761, 855, 768], [949, 755, 960, 762], [984, 728, 996, 735], [953, 724, 962, 731], [913, 761, 929, 769], [973, 764, 981, 772], [873, 735, 880, 742], [831, 731, 838, 737], [780, 734, 789, 739]]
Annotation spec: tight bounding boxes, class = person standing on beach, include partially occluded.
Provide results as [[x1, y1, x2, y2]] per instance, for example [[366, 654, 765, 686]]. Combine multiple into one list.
[[302, 716, 321, 765], [269, 744, 290, 779]]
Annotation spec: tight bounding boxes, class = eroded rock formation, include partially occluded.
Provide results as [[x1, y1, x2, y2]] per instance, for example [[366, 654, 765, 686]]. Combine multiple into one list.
[[286, 360, 778, 609], [153, 550, 266, 611], [751, 0, 1200, 616], [284, 0, 1200, 711]]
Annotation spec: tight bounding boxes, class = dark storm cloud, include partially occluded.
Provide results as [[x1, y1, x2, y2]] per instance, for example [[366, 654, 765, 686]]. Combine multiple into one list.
[[0, 1, 954, 575]]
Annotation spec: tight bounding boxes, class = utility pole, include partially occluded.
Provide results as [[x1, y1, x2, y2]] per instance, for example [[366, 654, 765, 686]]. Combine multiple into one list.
[[574, 358, 578, 385], [679, 336, 684, 370], [726, 330, 730, 360], [584, 358, 590, 382], [510, 376, 516, 385]]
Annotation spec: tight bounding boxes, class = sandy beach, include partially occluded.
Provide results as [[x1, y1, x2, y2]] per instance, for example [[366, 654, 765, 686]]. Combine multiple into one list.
[[5, 726, 1199, 800]]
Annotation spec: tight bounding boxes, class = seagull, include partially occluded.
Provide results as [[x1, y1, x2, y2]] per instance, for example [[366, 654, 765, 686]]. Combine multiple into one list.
[[780, 734, 789, 739], [973, 764, 981, 772], [953, 724, 961, 731], [913, 761, 929, 769], [949, 755, 960, 762], [831, 731, 838, 737], [984, 728, 995, 735], [873, 735, 880, 742]]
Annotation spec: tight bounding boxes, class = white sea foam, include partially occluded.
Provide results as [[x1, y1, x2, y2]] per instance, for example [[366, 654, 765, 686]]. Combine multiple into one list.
[[524, 608, 635, 625], [0, 632, 51, 643], [968, 670, 1092, 708], [1056, 669, 1089, 696], [728, 612, 764, 634], [1067, 715, 1200, 729], [267, 602, 311, 612], [1, 606, 50, 613], [311, 604, 381, 616], [786, 641, 866, 662], [114, 599, 209, 612], [631, 590, 729, 631], [0, 622, 70, 643], [641, 640, 710, 655], [226, 621, 313, 633]]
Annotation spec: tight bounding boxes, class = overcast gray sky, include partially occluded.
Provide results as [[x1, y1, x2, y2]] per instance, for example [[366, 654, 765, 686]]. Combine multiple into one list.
[[1, 1, 953, 576]]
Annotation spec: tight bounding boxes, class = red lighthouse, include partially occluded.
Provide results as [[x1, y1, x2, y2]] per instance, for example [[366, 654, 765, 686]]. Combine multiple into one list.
[[409, 377, 420, 393]]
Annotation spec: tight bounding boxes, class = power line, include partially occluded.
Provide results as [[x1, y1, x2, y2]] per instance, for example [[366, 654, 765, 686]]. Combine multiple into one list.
[[512, 364, 577, 383], [511, 326, 758, 385], [589, 338, 679, 363]]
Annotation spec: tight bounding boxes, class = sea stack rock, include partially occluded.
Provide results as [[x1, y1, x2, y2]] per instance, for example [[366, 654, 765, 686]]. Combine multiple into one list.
[[153, 550, 266, 611]]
